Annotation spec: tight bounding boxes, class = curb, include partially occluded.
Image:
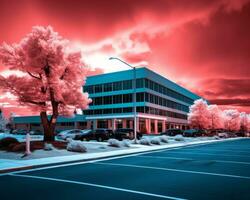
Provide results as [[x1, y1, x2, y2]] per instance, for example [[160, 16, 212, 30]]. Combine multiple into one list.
[[0, 138, 243, 174]]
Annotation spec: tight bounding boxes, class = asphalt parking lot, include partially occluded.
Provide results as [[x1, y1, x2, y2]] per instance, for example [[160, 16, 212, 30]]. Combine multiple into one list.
[[1, 138, 250, 200]]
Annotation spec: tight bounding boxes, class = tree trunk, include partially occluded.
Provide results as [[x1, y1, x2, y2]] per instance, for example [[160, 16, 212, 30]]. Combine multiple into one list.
[[40, 111, 56, 142]]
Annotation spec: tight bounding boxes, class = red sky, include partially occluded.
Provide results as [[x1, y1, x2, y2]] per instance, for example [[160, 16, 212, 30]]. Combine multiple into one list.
[[0, 0, 250, 116]]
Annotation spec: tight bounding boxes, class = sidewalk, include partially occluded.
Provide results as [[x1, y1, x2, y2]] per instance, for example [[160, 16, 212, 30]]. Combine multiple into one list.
[[0, 138, 241, 173]]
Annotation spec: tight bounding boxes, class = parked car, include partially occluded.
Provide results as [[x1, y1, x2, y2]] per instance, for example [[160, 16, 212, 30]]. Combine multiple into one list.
[[12, 129, 27, 135], [57, 129, 85, 140], [74, 129, 94, 141], [183, 129, 204, 137], [75, 129, 113, 142], [30, 130, 43, 135], [113, 128, 142, 140], [161, 129, 183, 136]]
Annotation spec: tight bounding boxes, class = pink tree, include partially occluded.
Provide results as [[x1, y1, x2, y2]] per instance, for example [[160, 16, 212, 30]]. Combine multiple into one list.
[[207, 105, 224, 130], [0, 26, 91, 142], [240, 112, 249, 132], [188, 99, 210, 129], [223, 109, 241, 131]]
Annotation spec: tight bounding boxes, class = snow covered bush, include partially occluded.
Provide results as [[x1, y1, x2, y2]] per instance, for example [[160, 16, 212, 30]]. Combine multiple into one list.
[[122, 140, 131, 147], [213, 136, 220, 140], [150, 137, 161, 145], [67, 140, 87, 152], [44, 143, 54, 151], [174, 134, 185, 141], [139, 137, 151, 145], [108, 139, 121, 147], [159, 135, 168, 143], [0, 137, 19, 148]]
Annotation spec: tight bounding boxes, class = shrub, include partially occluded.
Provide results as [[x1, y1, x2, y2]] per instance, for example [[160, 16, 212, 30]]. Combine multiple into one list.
[[159, 135, 168, 143], [0, 137, 19, 149], [174, 134, 185, 141], [108, 139, 121, 147], [67, 140, 87, 152], [44, 143, 54, 151], [213, 136, 220, 140], [122, 140, 131, 147], [11, 143, 26, 152], [139, 138, 151, 145], [150, 137, 161, 145]]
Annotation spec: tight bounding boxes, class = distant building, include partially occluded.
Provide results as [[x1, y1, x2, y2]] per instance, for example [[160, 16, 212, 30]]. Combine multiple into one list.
[[13, 67, 201, 133]]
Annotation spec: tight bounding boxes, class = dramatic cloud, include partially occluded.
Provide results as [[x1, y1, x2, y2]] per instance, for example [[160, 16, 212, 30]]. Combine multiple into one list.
[[0, 0, 250, 116]]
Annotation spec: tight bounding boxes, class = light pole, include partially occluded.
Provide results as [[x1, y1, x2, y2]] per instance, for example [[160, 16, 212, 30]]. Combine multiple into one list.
[[109, 57, 137, 143]]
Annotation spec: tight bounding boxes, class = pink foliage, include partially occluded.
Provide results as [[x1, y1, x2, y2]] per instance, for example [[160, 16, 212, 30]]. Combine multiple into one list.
[[207, 105, 224, 129], [188, 99, 210, 129], [0, 26, 91, 116], [223, 109, 241, 131]]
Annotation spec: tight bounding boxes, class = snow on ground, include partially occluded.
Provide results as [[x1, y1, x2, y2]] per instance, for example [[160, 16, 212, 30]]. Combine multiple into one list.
[[0, 133, 222, 161]]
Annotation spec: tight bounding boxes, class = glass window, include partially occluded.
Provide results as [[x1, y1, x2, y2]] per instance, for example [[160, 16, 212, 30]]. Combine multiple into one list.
[[123, 80, 132, 90], [136, 78, 144, 88], [149, 80, 154, 90], [113, 95, 122, 104], [136, 92, 144, 102], [104, 96, 112, 104], [113, 81, 122, 91], [123, 94, 132, 103], [104, 83, 112, 92], [136, 106, 145, 113], [123, 107, 133, 113], [103, 109, 112, 114], [95, 97, 103, 105], [94, 109, 102, 115], [113, 108, 122, 113], [94, 84, 103, 93], [145, 79, 149, 88]]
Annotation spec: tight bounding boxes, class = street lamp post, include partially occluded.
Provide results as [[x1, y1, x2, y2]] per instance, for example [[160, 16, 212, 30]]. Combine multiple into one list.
[[109, 57, 137, 143]]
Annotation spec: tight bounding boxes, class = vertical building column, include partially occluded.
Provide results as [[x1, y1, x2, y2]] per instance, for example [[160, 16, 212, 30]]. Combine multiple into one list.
[[145, 119, 151, 134], [87, 121, 91, 129], [93, 120, 98, 130], [154, 119, 158, 134], [112, 118, 116, 131], [122, 119, 127, 128], [108, 120, 112, 129], [129, 120, 133, 129], [162, 120, 166, 132], [136, 117, 140, 132], [74, 122, 78, 129]]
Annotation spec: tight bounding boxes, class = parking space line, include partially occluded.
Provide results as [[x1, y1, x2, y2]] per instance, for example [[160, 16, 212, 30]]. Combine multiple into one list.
[[138, 155, 250, 165], [6, 143, 215, 175], [158, 151, 250, 157], [177, 149, 250, 154], [9, 174, 187, 200], [95, 162, 250, 180]]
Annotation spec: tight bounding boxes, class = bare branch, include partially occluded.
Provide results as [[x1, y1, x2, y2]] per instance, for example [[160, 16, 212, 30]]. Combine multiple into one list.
[[27, 71, 41, 80]]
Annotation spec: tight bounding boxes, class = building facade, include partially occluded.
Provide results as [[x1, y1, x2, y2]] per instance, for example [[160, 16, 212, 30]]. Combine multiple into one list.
[[13, 67, 201, 134]]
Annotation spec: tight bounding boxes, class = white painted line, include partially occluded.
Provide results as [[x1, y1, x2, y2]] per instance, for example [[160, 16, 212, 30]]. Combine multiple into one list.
[[158, 151, 250, 158], [138, 155, 250, 165], [2, 139, 241, 176], [10, 174, 187, 200], [6, 143, 208, 175], [180, 149, 250, 154], [95, 162, 250, 180]]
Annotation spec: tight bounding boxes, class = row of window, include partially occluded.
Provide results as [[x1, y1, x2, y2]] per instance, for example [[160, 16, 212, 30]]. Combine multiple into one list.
[[83, 106, 187, 120], [89, 92, 189, 112], [84, 78, 194, 104]]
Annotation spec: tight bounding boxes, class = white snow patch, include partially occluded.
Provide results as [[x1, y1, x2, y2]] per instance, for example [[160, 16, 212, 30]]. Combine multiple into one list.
[[108, 139, 121, 147], [67, 140, 87, 153], [139, 138, 151, 145], [150, 137, 161, 145], [174, 134, 185, 141]]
